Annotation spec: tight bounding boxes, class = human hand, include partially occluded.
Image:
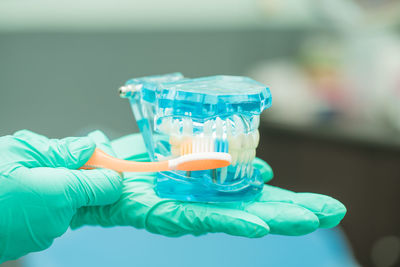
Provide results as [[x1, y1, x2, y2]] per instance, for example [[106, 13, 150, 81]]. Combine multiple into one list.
[[71, 133, 346, 237], [0, 130, 122, 263]]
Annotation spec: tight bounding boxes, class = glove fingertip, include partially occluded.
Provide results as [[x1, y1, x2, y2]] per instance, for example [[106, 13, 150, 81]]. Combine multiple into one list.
[[87, 130, 116, 157], [87, 130, 110, 144], [318, 201, 347, 228], [68, 137, 96, 167], [253, 157, 273, 183]]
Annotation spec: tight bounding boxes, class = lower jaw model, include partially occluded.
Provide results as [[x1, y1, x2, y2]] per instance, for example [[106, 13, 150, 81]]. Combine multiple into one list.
[[158, 115, 260, 184], [120, 73, 271, 202]]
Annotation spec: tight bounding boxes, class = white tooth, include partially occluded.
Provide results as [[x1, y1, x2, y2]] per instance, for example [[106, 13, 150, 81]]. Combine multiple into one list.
[[229, 134, 242, 149], [158, 120, 166, 133], [250, 149, 256, 160], [252, 116, 260, 129], [237, 152, 246, 178], [241, 150, 248, 164], [183, 118, 192, 136], [220, 167, 228, 184], [243, 133, 252, 148], [252, 130, 260, 148], [215, 117, 223, 137], [171, 146, 180, 156], [234, 165, 241, 179], [172, 119, 180, 134], [230, 150, 238, 165], [241, 164, 247, 178], [233, 115, 244, 135], [241, 151, 249, 177], [226, 119, 233, 137], [159, 117, 172, 133], [204, 120, 213, 136], [247, 164, 253, 178], [245, 150, 253, 177], [170, 135, 183, 146]]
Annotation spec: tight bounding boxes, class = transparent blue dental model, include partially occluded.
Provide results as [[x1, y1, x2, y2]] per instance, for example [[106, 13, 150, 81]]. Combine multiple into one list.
[[120, 73, 272, 202]]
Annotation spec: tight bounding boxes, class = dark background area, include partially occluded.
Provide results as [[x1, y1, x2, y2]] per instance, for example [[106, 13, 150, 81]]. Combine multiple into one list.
[[258, 123, 400, 267]]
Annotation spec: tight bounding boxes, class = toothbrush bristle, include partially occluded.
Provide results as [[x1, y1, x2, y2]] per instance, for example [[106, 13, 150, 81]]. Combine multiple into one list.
[[180, 137, 229, 155], [180, 139, 192, 155]]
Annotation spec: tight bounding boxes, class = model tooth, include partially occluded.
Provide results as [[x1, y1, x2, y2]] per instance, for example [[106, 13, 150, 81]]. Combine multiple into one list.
[[183, 118, 193, 136], [243, 133, 252, 148], [220, 167, 228, 184], [215, 117, 224, 137], [246, 164, 253, 178], [228, 134, 242, 150], [241, 164, 247, 178], [169, 135, 183, 146], [250, 149, 256, 160], [159, 117, 172, 133], [226, 119, 233, 137], [252, 130, 260, 148], [241, 151, 250, 177], [237, 151, 246, 167], [172, 119, 180, 133], [230, 150, 238, 165], [252, 116, 260, 129], [171, 146, 180, 156], [234, 165, 242, 179], [233, 115, 244, 135], [204, 120, 213, 135]]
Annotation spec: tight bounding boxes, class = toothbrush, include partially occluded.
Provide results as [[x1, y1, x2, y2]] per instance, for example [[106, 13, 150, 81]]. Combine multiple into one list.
[[81, 148, 231, 172]]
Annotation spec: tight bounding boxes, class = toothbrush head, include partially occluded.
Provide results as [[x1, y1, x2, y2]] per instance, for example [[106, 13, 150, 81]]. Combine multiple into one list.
[[170, 152, 232, 171]]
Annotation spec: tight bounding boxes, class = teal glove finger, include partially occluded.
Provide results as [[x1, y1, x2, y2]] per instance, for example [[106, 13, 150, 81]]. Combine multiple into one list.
[[87, 130, 116, 157], [244, 201, 319, 236], [0, 130, 122, 263], [9, 130, 94, 169], [256, 185, 347, 228]]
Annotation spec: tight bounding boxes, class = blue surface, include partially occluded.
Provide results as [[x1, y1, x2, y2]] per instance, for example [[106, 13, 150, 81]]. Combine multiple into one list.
[[22, 226, 358, 267]]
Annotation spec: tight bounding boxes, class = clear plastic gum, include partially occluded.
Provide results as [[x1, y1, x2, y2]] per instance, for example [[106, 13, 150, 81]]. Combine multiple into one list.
[[120, 73, 272, 202]]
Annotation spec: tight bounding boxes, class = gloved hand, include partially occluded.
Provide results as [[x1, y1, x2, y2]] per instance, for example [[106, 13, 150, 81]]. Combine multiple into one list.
[[71, 133, 346, 237], [0, 130, 122, 263]]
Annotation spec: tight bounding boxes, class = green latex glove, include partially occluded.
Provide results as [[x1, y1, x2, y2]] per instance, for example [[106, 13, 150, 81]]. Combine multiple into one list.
[[72, 133, 346, 237], [0, 130, 122, 263]]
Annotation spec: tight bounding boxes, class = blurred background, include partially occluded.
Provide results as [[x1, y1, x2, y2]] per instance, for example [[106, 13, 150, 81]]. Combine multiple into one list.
[[1, 0, 400, 266]]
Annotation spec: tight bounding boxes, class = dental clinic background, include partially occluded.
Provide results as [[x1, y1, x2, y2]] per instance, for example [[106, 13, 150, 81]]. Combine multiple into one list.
[[1, 1, 400, 267]]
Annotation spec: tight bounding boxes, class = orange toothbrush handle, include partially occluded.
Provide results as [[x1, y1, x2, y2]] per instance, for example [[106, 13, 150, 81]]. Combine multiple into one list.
[[81, 148, 169, 172]]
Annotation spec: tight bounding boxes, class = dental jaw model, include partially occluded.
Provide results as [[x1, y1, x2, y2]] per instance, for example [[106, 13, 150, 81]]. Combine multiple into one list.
[[120, 74, 272, 202]]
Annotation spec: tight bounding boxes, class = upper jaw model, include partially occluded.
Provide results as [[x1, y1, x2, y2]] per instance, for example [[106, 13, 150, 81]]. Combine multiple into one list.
[[120, 73, 272, 202]]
